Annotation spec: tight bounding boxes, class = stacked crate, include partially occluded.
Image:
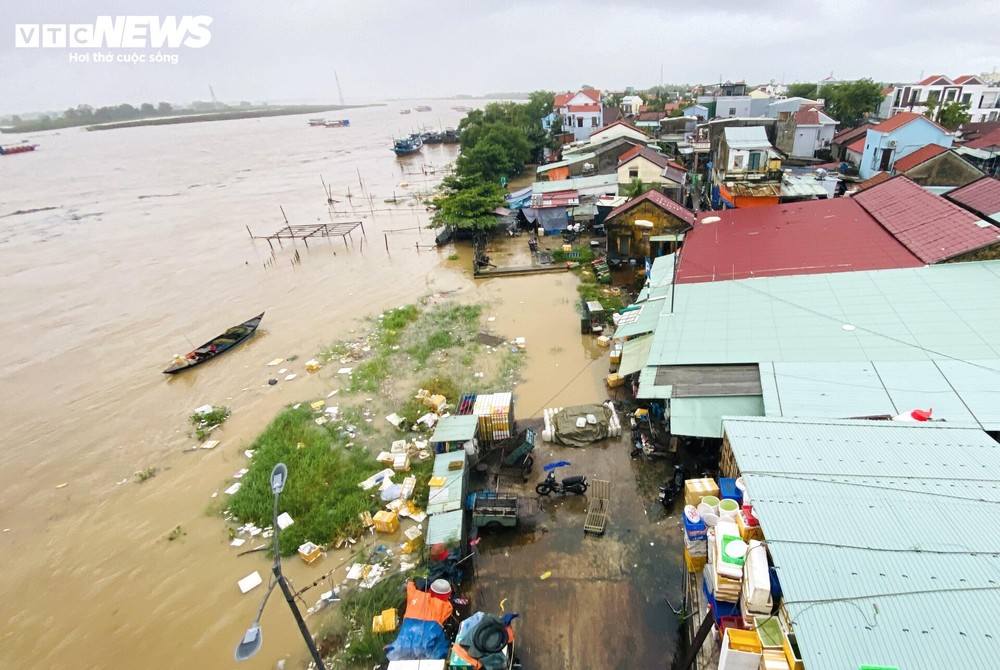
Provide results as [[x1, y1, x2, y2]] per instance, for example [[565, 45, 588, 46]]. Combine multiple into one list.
[[472, 392, 514, 444]]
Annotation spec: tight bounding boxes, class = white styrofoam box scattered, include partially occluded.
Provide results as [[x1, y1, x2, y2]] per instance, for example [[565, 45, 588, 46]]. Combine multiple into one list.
[[276, 512, 294, 530], [224, 483, 242, 495], [238, 571, 263, 594]]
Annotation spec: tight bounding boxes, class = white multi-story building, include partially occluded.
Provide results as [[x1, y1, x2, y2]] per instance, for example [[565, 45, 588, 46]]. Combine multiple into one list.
[[553, 90, 604, 142], [885, 75, 1000, 122]]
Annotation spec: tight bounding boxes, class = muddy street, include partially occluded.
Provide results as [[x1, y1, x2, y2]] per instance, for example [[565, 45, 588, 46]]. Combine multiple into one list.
[[469, 437, 686, 669]]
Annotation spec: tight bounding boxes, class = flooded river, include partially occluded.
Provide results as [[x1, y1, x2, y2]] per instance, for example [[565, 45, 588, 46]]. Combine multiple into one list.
[[0, 101, 638, 669]]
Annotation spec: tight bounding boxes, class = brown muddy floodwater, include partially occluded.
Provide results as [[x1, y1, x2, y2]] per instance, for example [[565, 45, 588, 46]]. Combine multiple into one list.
[[0, 102, 679, 670]]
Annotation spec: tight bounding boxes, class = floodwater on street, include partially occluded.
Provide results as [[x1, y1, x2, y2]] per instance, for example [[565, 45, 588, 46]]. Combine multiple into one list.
[[0, 101, 680, 669]]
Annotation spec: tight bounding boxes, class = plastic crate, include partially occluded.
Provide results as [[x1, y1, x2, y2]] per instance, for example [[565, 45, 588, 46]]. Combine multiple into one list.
[[719, 477, 743, 503], [726, 628, 762, 654]]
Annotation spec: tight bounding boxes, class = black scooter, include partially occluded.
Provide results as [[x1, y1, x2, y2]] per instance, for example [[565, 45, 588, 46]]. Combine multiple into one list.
[[658, 465, 687, 508], [536, 471, 588, 496]]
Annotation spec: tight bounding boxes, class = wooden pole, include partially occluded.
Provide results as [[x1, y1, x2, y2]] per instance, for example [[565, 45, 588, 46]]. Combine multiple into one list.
[[280, 206, 288, 224], [246, 225, 253, 238], [384, 233, 389, 253]]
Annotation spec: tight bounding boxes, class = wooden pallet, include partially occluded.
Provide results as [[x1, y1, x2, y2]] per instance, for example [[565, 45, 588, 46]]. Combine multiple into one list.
[[584, 479, 611, 535]]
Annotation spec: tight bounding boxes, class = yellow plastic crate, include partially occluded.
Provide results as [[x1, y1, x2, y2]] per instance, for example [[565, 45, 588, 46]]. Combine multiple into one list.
[[726, 628, 762, 654], [373, 510, 399, 534], [372, 608, 398, 633], [606, 373, 625, 388], [683, 547, 707, 573]]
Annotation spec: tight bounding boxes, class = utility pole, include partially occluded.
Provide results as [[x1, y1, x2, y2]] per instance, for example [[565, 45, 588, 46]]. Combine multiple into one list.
[[335, 72, 345, 106]]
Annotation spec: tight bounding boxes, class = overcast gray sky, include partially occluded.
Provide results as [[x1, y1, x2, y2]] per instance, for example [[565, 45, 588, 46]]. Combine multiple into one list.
[[2, 0, 999, 114]]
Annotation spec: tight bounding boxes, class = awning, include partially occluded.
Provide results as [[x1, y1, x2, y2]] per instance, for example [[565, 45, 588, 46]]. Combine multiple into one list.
[[669, 395, 765, 438], [429, 415, 479, 443], [637, 366, 672, 400], [618, 334, 654, 377]]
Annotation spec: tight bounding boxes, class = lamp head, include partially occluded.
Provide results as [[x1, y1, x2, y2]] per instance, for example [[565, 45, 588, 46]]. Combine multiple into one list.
[[270, 463, 288, 496], [234, 623, 262, 661]]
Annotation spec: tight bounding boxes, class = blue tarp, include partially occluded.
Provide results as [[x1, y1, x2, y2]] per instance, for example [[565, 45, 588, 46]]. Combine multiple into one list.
[[385, 619, 451, 661]]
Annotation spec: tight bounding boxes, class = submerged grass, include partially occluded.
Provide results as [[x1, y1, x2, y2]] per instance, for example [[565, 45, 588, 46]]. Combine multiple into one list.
[[329, 573, 408, 669], [226, 406, 383, 554]]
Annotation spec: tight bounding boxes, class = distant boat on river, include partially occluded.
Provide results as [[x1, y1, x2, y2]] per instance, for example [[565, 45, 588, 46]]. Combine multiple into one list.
[[415, 105, 432, 112], [1, 141, 38, 156]]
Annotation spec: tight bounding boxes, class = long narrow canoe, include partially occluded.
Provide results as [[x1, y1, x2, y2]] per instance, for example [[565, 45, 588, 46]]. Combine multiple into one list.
[[163, 312, 264, 374]]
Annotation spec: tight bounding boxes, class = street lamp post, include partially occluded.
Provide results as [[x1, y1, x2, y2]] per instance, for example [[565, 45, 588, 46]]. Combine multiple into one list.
[[235, 463, 327, 669]]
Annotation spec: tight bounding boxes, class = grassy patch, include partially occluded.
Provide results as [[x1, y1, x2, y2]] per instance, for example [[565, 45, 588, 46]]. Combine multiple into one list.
[[447, 253, 460, 261], [227, 406, 384, 554], [189, 406, 231, 441], [135, 466, 158, 483]]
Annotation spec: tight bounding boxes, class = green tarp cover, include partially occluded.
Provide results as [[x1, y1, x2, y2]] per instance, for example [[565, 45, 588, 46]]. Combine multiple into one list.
[[551, 403, 613, 447]]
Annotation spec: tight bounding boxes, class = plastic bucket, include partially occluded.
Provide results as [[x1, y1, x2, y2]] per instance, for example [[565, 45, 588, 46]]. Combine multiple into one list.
[[719, 498, 739, 518], [430, 579, 452, 602], [701, 495, 720, 514]]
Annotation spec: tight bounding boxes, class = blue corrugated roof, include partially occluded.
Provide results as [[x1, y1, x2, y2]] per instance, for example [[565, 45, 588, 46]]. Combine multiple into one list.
[[723, 416, 1000, 670]]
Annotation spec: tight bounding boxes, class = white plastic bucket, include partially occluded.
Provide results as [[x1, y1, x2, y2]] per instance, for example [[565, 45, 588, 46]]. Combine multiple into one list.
[[719, 498, 739, 518]]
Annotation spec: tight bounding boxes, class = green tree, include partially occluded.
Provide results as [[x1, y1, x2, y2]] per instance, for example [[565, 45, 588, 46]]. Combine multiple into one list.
[[140, 102, 155, 115], [787, 83, 818, 99], [429, 176, 505, 230], [935, 101, 972, 131], [818, 78, 884, 127], [624, 178, 657, 198], [157, 102, 173, 114]]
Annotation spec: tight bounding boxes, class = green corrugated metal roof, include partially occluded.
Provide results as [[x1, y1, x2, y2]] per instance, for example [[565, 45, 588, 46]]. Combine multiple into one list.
[[429, 415, 479, 444], [760, 360, 1000, 429], [669, 395, 763, 437], [618, 334, 654, 376], [427, 451, 466, 515], [649, 262, 1000, 367], [637, 366, 672, 399], [722, 416, 1000, 670], [426, 509, 464, 547], [614, 300, 667, 339]]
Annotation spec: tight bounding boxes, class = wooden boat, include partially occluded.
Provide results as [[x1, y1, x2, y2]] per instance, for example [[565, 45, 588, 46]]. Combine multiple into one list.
[[308, 118, 326, 126], [163, 312, 264, 374], [415, 105, 432, 112], [324, 119, 350, 127], [399, 109, 411, 114], [0, 142, 38, 155], [392, 133, 423, 156]]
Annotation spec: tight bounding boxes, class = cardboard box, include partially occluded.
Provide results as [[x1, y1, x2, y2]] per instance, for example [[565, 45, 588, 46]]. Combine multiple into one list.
[[606, 373, 625, 388], [684, 478, 720, 507], [298, 541, 323, 564]]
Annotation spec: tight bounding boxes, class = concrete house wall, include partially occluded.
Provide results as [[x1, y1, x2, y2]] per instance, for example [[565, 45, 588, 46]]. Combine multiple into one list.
[[860, 119, 954, 179]]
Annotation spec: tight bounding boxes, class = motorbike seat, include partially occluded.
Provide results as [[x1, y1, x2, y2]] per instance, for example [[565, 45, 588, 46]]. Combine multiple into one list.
[[562, 475, 585, 486]]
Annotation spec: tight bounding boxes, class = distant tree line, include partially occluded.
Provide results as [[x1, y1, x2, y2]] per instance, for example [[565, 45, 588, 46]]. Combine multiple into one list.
[[3, 100, 259, 132], [430, 91, 556, 231]]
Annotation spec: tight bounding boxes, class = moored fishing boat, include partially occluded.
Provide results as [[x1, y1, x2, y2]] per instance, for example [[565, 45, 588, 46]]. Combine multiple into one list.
[[163, 312, 264, 374], [392, 133, 424, 156], [324, 119, 350, 127], [415, 105, 432, 112], [308, 118, 326, 126], [0, 142, 39, 155], [400, 109, 412, 114]]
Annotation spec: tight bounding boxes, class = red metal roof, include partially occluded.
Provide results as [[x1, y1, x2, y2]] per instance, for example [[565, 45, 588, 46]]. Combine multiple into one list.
[[592, 119, 648, 138], [945, 177, 1000, 220], [852, 176, 1000, 263], [857, 172, 893, 191], [873, 111, 949, 135], [833, 123, 874, 144], [891, 144, 949, 172], [618, 146, 674, 170], [917, 75, 952, 86], [846, 136, 866, 154], [606, 190, 696, 226], [966, 127, 1000, 150], [674, 198, 922, 284], [553, 93, 574, 109], [953, 75, 984, 85], [566, 104, 600, 113], [793, 107, 833, 125]]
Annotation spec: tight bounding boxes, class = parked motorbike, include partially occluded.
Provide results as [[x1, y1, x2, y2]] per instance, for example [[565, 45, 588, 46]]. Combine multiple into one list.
[[657, 465, 687, 508], [535, 471, 588, 496]]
